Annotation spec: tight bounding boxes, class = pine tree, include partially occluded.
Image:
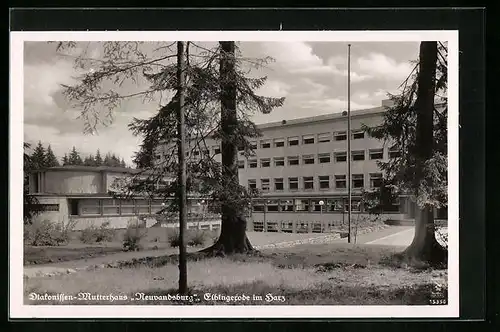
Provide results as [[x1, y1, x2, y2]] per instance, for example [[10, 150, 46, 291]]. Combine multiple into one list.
[[95, 149, 103, 166], [83, 154, 95, 166], [31, 141, 46, 169], [44, 145, 60, 167], [62, 154, 69, 165], [120, 158, 126, 168], [68, 146, 83, 165], [103, 152, 113, 167]]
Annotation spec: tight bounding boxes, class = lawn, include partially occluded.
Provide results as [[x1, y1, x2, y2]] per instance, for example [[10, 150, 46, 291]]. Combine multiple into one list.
[[24, 242, 448, 305]]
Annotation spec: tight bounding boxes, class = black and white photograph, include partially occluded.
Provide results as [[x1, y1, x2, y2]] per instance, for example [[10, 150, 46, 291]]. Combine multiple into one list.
[[10, 30, 459, 318]]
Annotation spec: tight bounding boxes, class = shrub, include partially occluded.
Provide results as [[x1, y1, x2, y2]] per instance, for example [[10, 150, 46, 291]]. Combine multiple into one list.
[[187, 230, 207, 247], [123, 223, 147, 252], [24, 219, 71, 246], [79, 221, 115, 244], [167, 229, 181, 248]]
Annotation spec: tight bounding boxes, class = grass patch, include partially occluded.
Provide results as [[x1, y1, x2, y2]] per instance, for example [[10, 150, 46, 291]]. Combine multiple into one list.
[[24, 242, 447, 305]]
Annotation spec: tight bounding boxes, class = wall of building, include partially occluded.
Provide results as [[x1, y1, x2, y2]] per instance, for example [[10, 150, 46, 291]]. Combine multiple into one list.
[[43, 171, 104, 194]]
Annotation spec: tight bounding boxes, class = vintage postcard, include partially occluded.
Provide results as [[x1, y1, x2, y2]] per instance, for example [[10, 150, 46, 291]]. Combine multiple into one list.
[[10, 30, 459, 318]]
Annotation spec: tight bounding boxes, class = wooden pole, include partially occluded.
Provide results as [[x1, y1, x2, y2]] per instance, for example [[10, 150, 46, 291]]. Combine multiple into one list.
[[176, 41, 188, 294]]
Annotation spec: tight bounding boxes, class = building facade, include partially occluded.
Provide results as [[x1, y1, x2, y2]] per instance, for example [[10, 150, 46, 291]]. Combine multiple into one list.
[[27, 166, 218, 230]]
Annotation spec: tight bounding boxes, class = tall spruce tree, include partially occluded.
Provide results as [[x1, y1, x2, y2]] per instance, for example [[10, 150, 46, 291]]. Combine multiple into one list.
[[95, 149, 103, 166], [59, 41, 284, 254], [44, 145, 60, 167], [68, 146, 83, 165], [62, 154, 69, 165], [31, 141, 46, 169], [363, 41, 448, 266]]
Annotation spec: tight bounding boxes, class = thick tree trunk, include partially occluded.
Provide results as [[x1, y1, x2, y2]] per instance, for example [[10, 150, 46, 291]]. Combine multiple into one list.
[[203, 41, 254, 255], [403, 41, 447, 266]]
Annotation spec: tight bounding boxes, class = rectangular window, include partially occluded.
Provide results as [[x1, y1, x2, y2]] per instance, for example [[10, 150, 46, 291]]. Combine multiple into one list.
[[352, 174, 364, 188], [80, 199, 101, 216], [303, 155, 315, 165], [252, 200, 265, 212], [311, 199, 324, 212], [267, 200, 279, 212], [294, 199, 310, 212], [334, 131, 347, 141], [335, 152, 347, 162], [352, 130, 365, 139], [288, 177, 299, 190], [260, 140, 271, 149], [68, 199, 79, 216], [389, 146, 401, 158], [273, 138, 285, 147], [369, 148, 384, 160], [352, 150, 365, 161], [346, 199, 362, 212], [261, 179, 270, 191], [280, 199, 294, 212], [212, 146, 221, 155], [302, 134, 315, 145], [274, 178, 284, 191], [318, 132, 332, 143], [335, 175, 347, 189], [36, 204, 60, 212], [260, 158, 271, 168], [288, 136, 299, 146], [288, 156, 299, 166], [120, 200, 135, 215], [202, 149, 210, 156], [303, 176, 314, 190], [248, 179, 257, 190], [193, 150, 200, 156], [318, 153, 331, 164], [250, 141, 257, 150], [238, 160, 245, 169], [327, 199, 343, 212], [319, 175, 330, 189], [102, 199, 120, 215], [370, 173, 383, 188], [274, 157, 285, 167], [248, 159, 257, 168], [237, 145, 245, 152]]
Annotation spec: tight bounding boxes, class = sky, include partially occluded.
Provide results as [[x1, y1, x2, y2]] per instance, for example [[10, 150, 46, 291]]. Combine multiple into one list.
[[23, 41, 419, 165]]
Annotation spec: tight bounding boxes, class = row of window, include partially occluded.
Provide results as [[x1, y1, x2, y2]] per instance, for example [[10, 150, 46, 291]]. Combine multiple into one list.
[[248, 173, 382, 192], [236, 148, 400, 169], [250, 197, 400, 213]]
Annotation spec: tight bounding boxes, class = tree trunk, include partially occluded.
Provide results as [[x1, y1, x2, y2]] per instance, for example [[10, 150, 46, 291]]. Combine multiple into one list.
[[203, 41, 254, 255], [403, 41, 447, 266], [176, 41, 188, 293]]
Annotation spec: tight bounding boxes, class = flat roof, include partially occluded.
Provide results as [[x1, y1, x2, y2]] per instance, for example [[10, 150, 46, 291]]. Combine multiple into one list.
[[31, 165, 149, 174]]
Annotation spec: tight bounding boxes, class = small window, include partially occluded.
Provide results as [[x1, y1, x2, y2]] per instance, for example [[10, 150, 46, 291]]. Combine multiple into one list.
[[369, 148, 384, 160], [352, 150, 365, 161], [352, 174, 364, 188], [252, 200, 265, 212], [260, 158, 271, 168], [237, 145, 245, 152], [274, 178, 284, 191], [334, 131, 347, 141], [281, 200, 294, 212], [352, 130, 365, 140], [274, 138, 285, 147], [370, 173, 383, 188], [319, 175, 330, 189], [250, 142, 258, 150], [335, 152, 347, 162], [193, 150, 200, 156], [295, 199, 310, 212], [389, 146, 401, 158], [302, 135, 315, 145], [248, 179, 257, 190], [288, 156, 299, 166], [213, 146, 221, 155], [238, 160, 245, 169], [303, 155, 315, 165], [261, 179, 270, 191], [335, 175, 346, 189], [318, 153, 331, 164], [346, 200, 362, 212], [311, 199, 325, 212], [303, 176, 314, 190], [248, 159, 257, 168], [289, 177, 299, 190], [288, 137, 299, 146], [327, 199, 343, 212], [318, 133, 331, 143], [260, 140, 271, 149], [274, 157, 285, 167], [267, 200, 279, 212]]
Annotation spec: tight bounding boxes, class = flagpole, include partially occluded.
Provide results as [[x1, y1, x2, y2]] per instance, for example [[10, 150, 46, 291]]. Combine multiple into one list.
[[347, 43, 352, 244]]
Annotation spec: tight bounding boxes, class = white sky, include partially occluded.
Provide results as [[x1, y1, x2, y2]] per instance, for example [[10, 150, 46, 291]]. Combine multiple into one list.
[[23, 41, 419, 165]]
